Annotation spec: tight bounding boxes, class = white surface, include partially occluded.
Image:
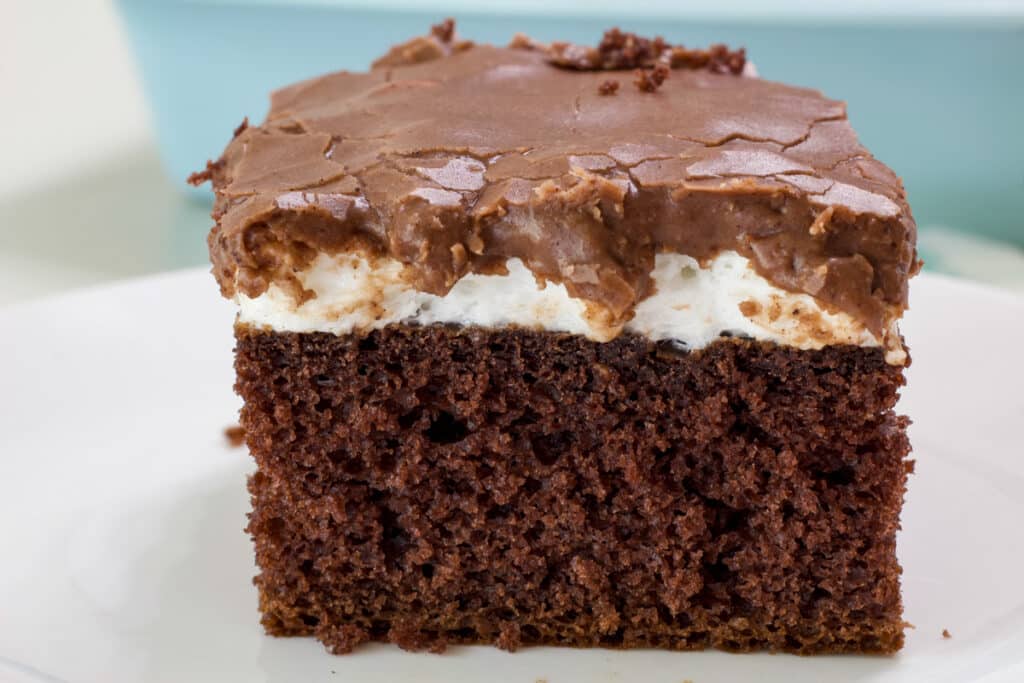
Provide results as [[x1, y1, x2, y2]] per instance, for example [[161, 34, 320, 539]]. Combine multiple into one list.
[[0, 0, 150, 200], [0, 270, 1022, 683], [918, 226, 1024, 291], [240, 251, 882, 352], [0, 147, 213, 308]]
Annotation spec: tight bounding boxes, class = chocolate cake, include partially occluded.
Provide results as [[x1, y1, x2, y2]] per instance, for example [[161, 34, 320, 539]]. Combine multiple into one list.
[[193, 24, 917, 655]]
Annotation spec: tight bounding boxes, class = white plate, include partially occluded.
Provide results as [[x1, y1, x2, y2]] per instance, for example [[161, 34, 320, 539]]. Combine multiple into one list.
[[1, 269, 1022, 683]]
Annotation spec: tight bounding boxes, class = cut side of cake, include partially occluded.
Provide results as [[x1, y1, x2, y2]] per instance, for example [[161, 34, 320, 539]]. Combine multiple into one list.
[[194, 24, 918, 655]]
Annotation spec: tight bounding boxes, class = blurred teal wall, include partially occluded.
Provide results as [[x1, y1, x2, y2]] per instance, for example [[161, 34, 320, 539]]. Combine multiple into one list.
[[118, 2, 1024, 245]]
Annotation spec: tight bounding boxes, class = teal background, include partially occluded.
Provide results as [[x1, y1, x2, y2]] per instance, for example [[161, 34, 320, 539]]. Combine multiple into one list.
[[117, 1, 1024, 246]]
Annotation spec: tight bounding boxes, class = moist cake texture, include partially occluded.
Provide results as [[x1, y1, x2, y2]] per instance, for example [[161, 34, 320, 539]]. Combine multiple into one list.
[[238, 328, 910, 654], [195, 23, 917, 656]]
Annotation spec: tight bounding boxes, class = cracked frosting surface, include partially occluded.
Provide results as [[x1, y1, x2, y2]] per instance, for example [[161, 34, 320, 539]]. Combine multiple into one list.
[[198, 27, 918, 340]]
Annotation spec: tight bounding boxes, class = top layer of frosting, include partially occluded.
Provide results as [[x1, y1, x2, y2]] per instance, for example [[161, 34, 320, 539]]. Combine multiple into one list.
[[196, 26, 918, 336]]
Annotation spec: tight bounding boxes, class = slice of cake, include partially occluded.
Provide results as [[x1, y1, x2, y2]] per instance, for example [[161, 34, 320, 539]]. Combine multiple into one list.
[[192, 23, 917, 655]]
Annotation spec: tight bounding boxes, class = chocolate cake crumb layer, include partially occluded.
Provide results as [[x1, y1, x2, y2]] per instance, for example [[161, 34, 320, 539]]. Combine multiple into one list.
[[197, 25, 917, 338], [236, 325, 911, 655]]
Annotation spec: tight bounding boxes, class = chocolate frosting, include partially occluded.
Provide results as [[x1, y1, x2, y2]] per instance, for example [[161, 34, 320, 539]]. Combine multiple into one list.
[[196, 28, 918, 336]]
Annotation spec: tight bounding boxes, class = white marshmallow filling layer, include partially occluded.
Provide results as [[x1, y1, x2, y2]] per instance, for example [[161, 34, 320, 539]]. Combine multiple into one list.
[[237, 250, 905, 364]]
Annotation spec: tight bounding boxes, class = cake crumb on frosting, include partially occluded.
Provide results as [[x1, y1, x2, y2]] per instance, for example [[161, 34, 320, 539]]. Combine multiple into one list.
[[430, 17, 455, 43], [634, 64, 670, 92], [527, 27, 746, 75]]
